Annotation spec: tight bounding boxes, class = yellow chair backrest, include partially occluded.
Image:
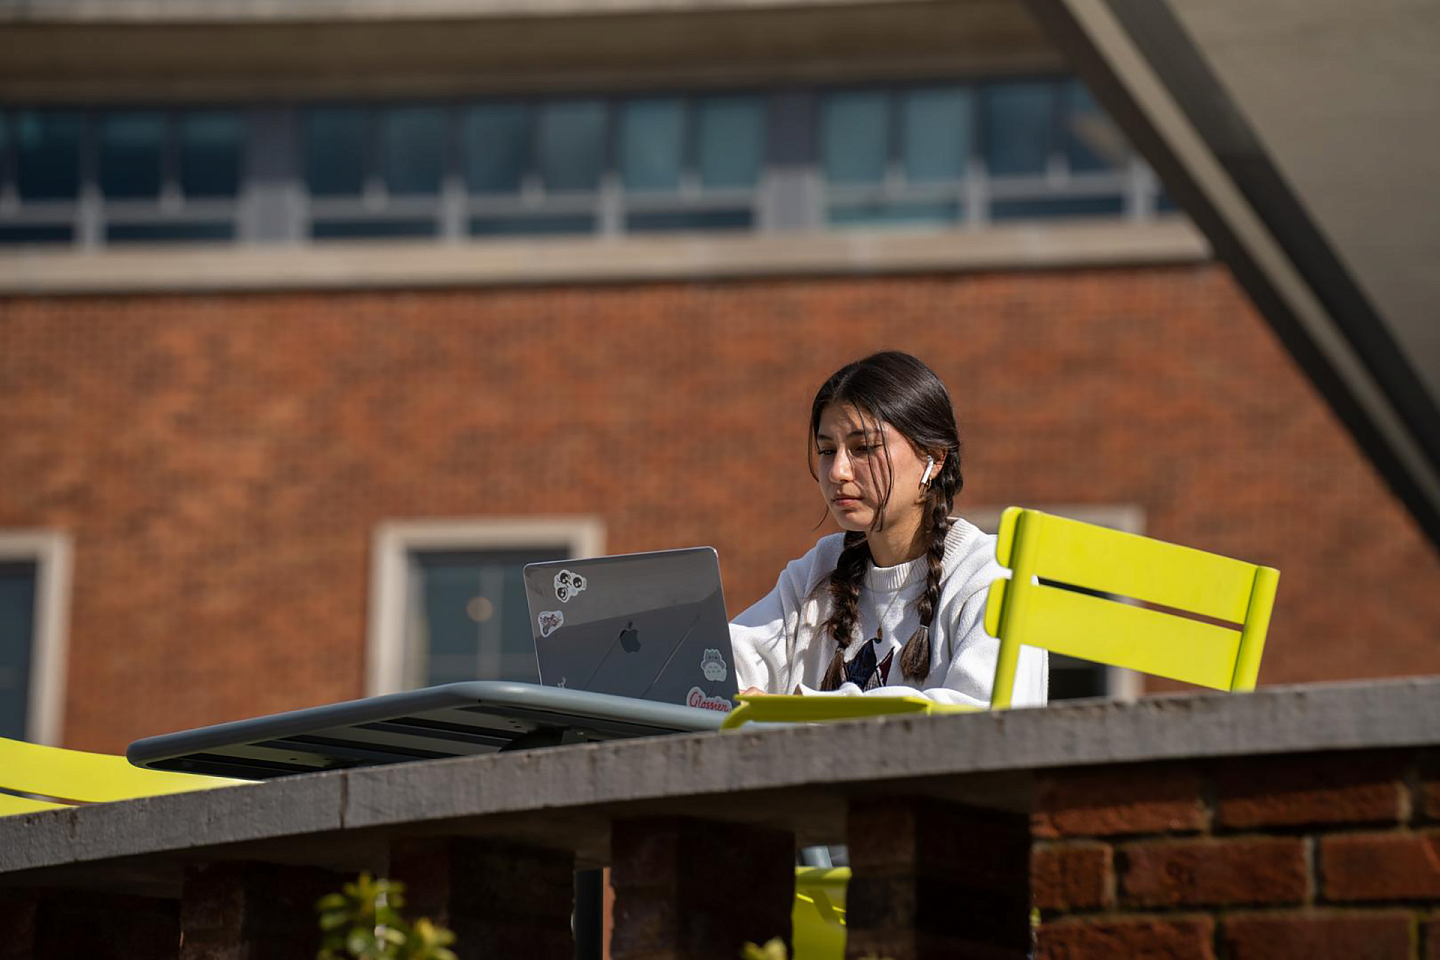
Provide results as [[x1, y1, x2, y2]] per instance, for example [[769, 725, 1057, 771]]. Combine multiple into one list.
[[0, 736, 247, 816], [984, 507, 1279, 709]]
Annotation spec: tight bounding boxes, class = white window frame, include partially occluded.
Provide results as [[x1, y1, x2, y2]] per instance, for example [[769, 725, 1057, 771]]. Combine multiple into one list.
[[365, 517, 605, 696], [0, 530, 73, 745], [966, 503, 1145, 702]]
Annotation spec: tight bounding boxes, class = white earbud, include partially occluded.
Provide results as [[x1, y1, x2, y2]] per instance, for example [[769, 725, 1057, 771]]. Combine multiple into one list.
[[920, 456, 935, 486]]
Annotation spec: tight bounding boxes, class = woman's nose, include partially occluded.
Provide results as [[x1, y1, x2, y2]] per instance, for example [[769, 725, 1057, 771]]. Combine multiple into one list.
[[828, 449, 853, 482]]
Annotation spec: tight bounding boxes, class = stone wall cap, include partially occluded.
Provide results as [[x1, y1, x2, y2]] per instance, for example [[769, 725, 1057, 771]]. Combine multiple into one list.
[[2, 677, 1436, 882]]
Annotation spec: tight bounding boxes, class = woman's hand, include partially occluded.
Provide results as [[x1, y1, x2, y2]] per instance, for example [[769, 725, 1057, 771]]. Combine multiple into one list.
[[737, 686, 768, 698]]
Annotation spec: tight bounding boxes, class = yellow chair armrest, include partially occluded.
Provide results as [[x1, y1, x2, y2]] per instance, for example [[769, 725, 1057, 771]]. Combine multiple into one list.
[[721, 694, 977, 730]]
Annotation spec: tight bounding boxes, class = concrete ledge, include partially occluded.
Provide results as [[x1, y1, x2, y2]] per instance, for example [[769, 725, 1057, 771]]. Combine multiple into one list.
[[0, 219, 1208, 296], [0, 0, 918, 24], [1, 677, 1434, 887]]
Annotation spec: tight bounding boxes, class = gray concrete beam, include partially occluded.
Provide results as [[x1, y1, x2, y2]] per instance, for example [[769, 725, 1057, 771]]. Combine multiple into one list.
[[0, 219, 1208, 297], [1, 678, 1436, 889]]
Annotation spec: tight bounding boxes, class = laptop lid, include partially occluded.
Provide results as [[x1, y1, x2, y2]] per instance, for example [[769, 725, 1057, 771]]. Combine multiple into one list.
[[523, 548, 737, 714]]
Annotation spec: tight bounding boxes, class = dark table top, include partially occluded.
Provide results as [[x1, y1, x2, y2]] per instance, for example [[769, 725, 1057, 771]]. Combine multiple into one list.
[[127, 681, 727, 779]]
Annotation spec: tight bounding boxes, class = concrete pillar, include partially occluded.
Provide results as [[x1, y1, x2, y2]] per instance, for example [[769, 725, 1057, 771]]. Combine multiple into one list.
[[609, 816, 795, 960], [179, 861, 345, 960], [389, 836, 575, 960], [846, 797, 1031, 960], [7, 889, 179, 960]]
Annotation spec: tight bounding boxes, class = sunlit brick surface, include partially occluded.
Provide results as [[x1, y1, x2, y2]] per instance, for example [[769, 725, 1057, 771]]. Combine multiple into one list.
[[2, 263, 1436, 750]]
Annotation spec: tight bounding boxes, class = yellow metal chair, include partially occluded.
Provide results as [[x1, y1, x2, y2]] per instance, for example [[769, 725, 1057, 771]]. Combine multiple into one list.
[[724, 505, 1279, 730], [0, 735, 246, 816], [765, 507, 1279, 958]]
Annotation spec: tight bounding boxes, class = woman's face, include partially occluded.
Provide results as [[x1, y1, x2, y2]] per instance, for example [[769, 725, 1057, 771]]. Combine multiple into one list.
[[815, 402, 931, 534]]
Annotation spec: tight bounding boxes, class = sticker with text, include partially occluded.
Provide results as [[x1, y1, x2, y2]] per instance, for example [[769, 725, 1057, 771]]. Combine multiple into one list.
[[686, 686, 733, 713], [554, 569, 587, 603], [700, 648, 728, 682], [537, 610, 565, 638]]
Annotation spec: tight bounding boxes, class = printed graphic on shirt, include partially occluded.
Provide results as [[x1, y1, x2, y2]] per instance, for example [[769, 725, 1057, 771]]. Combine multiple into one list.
[[700, 648, 728, 682], [537, 610, 565, 638], [553, 569, 587, 603], [686, 686, 733, 712]]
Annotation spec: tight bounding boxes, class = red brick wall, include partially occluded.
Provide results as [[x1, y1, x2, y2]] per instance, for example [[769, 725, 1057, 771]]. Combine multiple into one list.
[[1031, 749, 1440, 959], [1, 264, 1437, 750]]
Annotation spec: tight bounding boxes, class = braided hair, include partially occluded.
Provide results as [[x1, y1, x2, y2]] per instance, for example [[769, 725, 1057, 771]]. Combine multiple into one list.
[[810, 352, 964, 690]]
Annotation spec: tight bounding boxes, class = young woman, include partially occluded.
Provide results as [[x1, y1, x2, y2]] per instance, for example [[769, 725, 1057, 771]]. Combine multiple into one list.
[[729, 351, 1048, 706]]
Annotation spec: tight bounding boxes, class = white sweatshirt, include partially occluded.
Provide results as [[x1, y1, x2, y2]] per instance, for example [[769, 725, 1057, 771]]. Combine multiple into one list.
[[728, 517, 1048, 707]]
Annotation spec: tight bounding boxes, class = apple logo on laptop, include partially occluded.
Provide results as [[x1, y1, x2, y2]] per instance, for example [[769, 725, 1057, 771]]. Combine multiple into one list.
[[618, 621, 640, 653]]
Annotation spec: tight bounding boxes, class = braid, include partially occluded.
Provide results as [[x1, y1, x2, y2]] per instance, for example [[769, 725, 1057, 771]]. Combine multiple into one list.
[[819, 531, 870, 690], [898, 459, 960, 682]]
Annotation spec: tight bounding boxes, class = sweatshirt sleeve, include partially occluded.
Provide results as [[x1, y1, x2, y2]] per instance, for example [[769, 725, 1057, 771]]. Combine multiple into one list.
[[727, 539, 834, 694]]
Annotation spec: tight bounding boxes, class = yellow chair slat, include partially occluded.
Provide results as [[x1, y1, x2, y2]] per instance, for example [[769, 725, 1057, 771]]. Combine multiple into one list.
[[0, 791, 70, 815], [721, 694, 977, 730], [1014, 582, 1241, 690], [0, 737, 247, 804], [1021, 509, 1258, 624]]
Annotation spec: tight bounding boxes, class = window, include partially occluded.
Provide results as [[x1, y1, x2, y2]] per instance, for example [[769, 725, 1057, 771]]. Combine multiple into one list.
[[820, 78, 1132, 229], [367, 519, 604, 695], [0, 108, 245, 247], [0, 79, 1158, 249], [967, 505, 1144, 702], [0, 563, 37, 740], [0, 532, 71, 744]]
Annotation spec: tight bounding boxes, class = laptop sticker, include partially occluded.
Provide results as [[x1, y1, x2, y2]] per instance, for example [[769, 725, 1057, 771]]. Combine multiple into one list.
[[554, 570, 587, 603], [687, 686, 733, 713], [700, 648, 728, 682], [537, 610, 565, 638]]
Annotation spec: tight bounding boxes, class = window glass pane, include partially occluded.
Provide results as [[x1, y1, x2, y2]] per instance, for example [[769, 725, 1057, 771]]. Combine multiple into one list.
[[1063, 81, 1125, 173], [462, 103, 528, 194], [470, 214, 595, 236], [305, 107, 367, 197], [538, 100, 605, 193], [696, 95, 764, 190], [99, 111, 164, 199], [180, 111, 244, 197], [412, 549, 567, 686], [382, 106, 447, 196], [990, 195, 1123, 220], [902, 87, 971, 183], [0, 225, 73, 245], [106, 222, 234, 243], [983, 82, 1055, 176], [821, 91, 888, 185], [827, 199, 960, 228], [626, 208, 752, 232], [619, 98, 682, 192], [0, 563, 36, 740], [17, 110, 82, 201], [311, 218, 437, 239]]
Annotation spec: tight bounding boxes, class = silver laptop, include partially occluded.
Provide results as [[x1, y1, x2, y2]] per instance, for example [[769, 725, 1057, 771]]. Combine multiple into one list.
[[523, 548, 738, 714]]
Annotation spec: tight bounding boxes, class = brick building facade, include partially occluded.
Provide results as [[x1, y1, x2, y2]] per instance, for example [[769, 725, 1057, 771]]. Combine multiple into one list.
[[4, 258, 1437, 751]]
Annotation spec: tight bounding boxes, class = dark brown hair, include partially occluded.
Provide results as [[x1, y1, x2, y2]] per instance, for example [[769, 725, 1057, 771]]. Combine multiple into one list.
[[809, 351, 963, 689]]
